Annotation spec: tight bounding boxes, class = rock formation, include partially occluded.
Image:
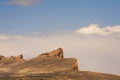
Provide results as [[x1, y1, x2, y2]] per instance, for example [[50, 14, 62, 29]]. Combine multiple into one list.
[[10, 54, 23, 60], [0, 54, 23, 60], [37, 48, 64, 59], [0, 54, 24, 72], [0, 48, 78, 74], [0, 48, 120, 80]]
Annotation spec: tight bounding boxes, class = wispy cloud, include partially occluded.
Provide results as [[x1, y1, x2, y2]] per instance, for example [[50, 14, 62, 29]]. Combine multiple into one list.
[[0, 34, 23, 40], [75, 24, 120, 36], [32, 32, 41, 35], [7, 0, 41, 6]]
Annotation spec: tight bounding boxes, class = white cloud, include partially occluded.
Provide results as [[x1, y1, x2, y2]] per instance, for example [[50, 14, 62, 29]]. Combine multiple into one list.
[[7, 0, 41, 6], [32, 32, 41, 35], [75, 24, 120, 36], [0, 34, 23, 40], [0, 34, 9, 40]]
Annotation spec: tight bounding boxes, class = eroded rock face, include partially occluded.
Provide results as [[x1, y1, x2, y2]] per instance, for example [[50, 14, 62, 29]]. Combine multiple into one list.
[[38, 48, 64, 59], [0, 48, 78, 74], [0, 55, 24, 73], [72, 59, 78, 71], [49, 48, 64, 59]]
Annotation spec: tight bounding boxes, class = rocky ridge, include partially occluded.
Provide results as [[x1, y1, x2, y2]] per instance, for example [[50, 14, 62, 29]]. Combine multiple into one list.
[[0, 48, 120, 80], [0, 48, 78, 74]]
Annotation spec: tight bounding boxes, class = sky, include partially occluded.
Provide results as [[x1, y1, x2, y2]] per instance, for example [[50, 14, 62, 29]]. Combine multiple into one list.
[[0, 0, 120, 75]]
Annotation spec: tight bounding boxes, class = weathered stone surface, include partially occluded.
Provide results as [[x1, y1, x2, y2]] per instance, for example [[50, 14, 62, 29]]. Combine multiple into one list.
[[0, 54, 23, 60], [0, 48, 78, 74], [38, 48, 64, 59]]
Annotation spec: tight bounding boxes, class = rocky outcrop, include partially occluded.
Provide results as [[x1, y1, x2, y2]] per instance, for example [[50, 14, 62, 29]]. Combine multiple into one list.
[[0, 55, 24, 73], [72, 59, 78, 71], [0, 48, 78, 74], [38, 48, 64, 59], [0, 54, 23, 60], [10, 55, 23, 60]]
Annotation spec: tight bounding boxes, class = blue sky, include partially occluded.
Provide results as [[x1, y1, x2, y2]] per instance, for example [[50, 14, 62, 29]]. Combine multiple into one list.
[[0, 0, 120, 75], [0, 0, 120, 34]]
